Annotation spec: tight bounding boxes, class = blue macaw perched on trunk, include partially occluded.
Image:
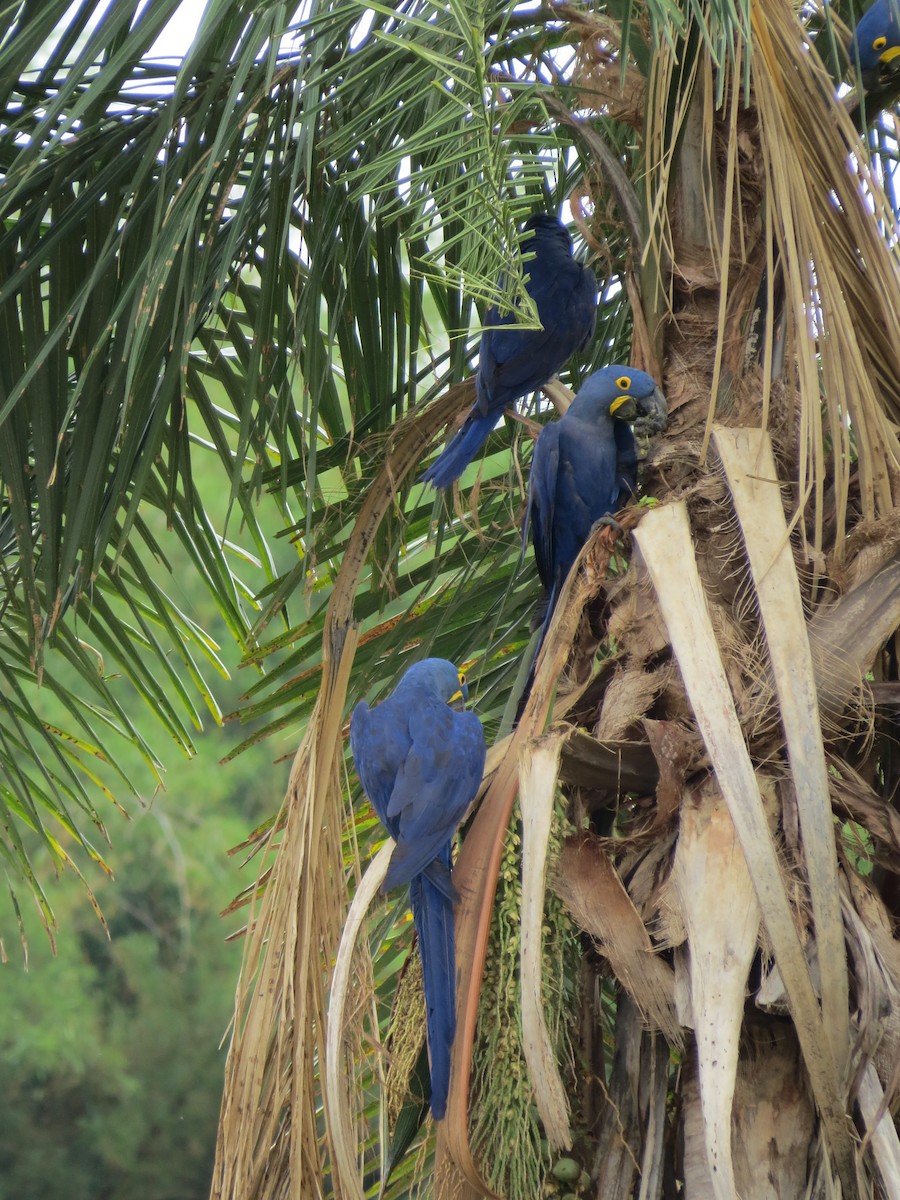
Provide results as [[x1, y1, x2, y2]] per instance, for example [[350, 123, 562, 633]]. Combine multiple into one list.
[[524, 365, 667, 665], [349, 659, 486, 1120], [420, 214, 597, 489], [851, 0, 900, 86]]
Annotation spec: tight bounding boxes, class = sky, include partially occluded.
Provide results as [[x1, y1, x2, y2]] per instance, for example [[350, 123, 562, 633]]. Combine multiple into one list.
[[146, 0, 208, 60]]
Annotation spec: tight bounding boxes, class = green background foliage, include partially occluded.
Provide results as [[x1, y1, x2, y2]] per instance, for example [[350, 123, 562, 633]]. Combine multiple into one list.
[[0, 448, 284, 1197]]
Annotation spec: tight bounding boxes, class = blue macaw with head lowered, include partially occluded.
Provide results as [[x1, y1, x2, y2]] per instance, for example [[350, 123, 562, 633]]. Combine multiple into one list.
[[524, 365, 667, 665], [349, 658, 486, 1120], [851, 0, 900, 86], [420, 214, 598, 489]]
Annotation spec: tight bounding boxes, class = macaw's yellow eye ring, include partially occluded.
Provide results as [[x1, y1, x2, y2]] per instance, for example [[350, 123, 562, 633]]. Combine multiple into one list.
[[874, 35, 888, 49], [458, 672, 466, 686], [615, 375, 631, 389]]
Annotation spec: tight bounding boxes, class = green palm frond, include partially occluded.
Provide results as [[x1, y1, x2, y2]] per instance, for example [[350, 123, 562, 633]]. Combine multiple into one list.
[[1, 0, 642, 922], [5, 0, 900, 1114]]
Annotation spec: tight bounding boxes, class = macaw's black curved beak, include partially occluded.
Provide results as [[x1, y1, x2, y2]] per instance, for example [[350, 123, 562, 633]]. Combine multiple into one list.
[[610, 394, 639, 421], [635, 385, 668, 436], [631, 385, 668, 460], [862, 48, 900, 90]]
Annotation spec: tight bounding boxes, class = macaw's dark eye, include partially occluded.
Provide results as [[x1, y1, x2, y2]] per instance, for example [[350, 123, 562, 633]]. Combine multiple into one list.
[[459, 673, 466, 686], [874, 35, 888, 49], [616, 375, 631, 389]]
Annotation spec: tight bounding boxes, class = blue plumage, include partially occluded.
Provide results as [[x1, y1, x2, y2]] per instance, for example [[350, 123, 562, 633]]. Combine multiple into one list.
[[524, 365, 666, 657], [349, 658, 486, 1120], [851, 0, 900, 82], [420, 215, 597, 489]]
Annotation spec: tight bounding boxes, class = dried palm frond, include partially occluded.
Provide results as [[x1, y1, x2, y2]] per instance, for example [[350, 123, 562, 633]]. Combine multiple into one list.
[[634, 488, 854, 1187], [553, 832, 681, 1045], [212, 387, 468, 1200]]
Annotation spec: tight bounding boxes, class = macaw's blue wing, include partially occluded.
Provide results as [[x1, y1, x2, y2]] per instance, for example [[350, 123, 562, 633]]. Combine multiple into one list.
[[523, 420, 561, 599], [348, 700, 400, 829], [478, 261, 597, 418], [382, 700, 485, 892]]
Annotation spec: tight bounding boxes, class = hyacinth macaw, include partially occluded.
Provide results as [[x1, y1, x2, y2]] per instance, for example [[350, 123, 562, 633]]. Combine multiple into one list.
[[420, 214, 598, 489], [524, 365, 667, 659], [851, 0, 900, 85], [349, 658, 486, 1119]]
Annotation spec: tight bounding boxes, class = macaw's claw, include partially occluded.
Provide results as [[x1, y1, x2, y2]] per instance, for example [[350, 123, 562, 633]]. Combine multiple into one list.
[[590, 513, 626, 538]]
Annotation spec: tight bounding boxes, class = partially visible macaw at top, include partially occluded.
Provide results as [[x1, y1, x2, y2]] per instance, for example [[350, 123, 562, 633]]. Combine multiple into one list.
[[349, 658, 486, 1120], [851, 0, 900, 85], [420, 214, 598, 489], [523, 365, 667, 663]]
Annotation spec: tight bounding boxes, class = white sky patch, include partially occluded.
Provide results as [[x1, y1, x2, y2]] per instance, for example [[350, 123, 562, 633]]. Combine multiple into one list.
[[349, 7, 376, 49], [36, 0, 209, 72], [144, 0, 208, 60]]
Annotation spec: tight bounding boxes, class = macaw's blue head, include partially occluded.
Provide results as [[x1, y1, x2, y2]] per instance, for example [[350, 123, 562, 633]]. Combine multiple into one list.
[[523, 213, 573, 254], [852, 0, 900, 82], [571, 365, 667, 428], [398, 658, 469, 709]]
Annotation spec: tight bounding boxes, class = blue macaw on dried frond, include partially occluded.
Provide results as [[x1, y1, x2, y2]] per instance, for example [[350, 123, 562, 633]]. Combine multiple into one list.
[[420, 214, 598, 489], [350, 658, 486, 1121], [523, 365, 667, 675], [850, 0, 900, 86]]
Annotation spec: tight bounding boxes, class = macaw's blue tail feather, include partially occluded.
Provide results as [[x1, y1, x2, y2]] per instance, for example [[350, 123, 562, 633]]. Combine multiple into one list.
[[383, 850, 458, 904], [419, 412, 498, 489], [410, 863, 456, 1120], [534, 579, 560, 672], [516, 579, 559, 721]]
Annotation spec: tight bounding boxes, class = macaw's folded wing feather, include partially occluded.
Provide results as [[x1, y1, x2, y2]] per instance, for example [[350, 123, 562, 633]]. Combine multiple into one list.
[[383, 700, 484, 893], [523, 420, 560, 597]]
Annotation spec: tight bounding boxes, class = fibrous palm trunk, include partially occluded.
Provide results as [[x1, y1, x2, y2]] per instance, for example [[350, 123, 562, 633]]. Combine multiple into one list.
[[503, 3, 900, 1196]]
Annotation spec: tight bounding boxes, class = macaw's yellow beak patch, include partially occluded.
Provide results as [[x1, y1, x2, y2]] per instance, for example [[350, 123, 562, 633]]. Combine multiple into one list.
[[610, 393, 635, 416]]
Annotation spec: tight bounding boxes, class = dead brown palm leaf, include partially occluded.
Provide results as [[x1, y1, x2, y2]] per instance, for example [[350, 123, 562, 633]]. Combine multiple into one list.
[[436, 516, 637, 1197], [747, 0, 900, 536], [553, 831, 681, 1044], [211, 382, 473, 1200], [634, 484, 855, 1190]]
